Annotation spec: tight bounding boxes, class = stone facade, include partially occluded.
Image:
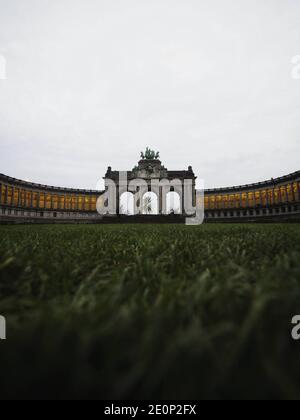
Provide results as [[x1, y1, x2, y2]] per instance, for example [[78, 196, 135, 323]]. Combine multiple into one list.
[[0, 159, 299, 223], [204, 171, 300, 222], [104, 158, 197, 215]]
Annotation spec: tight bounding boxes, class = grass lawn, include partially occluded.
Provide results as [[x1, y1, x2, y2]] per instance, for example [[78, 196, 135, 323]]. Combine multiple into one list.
[[0, 224, 300, 400]]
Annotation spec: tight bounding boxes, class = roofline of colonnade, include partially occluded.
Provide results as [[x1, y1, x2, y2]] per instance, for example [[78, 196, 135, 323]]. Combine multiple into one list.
[[0, 170, 299, 195]]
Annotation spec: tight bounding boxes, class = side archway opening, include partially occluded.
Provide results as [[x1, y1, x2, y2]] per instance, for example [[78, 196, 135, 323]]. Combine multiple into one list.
[[166, 191, 181, 214]]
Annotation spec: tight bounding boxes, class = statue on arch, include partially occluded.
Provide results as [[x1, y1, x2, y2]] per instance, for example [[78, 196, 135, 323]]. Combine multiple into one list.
[[141, 147, 160, 160]]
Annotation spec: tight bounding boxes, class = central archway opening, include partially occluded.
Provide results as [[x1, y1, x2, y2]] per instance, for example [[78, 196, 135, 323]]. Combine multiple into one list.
[[120, 192, 134, 215], [142, 192, 158, 215]]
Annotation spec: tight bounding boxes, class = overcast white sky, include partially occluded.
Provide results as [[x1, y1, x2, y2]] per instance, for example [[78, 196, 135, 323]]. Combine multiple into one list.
[[0, 0, 300, 189]]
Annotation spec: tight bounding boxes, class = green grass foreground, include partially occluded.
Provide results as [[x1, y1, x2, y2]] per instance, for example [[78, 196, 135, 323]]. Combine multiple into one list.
[[0, 224, 300, 400]]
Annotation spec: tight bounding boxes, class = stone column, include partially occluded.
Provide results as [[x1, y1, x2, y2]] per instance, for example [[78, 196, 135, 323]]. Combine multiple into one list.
[[290, 183, 296, 203], [11, 186, 15, 207], [284, 186, 288, 203], [159, 187, 163, 215], [270, 189, 274, 205], [259, 191, 263, 206], [245, 191, 249, 209], [239, 193, 243, 209], [5, 185, 8, 205], [134, 191, 140, 215], [192, 181, 196, 208], [116, 185, 120, 215]]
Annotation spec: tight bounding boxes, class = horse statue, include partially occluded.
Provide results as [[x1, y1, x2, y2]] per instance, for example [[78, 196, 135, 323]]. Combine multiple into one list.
[[141, 148, 160, 160]]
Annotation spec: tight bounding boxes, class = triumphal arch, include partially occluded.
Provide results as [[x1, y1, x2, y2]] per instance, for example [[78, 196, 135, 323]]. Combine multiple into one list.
[[103, 148, 197, 215]]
